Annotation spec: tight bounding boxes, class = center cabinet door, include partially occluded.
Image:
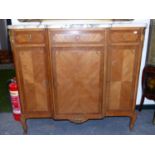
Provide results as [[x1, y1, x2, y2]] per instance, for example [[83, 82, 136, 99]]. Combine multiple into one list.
[[52, 47, 105, 120]]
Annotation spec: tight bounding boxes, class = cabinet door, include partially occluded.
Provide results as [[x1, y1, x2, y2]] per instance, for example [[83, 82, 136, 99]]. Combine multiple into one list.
[[52, 47, 104, 119], [107, 46, 138, 111], [15, 47, 51, 115]]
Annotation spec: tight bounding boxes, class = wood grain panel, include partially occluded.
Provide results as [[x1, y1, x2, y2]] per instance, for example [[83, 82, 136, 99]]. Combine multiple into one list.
[[109, 48, 123, 81], [122, 49, 135, 82], [107, 46, 137, 111], [32, 51, 48, 111], [14, 31, 45, 44], [109, 29, 141, 43], [19, 51, 36, 111], [108, 82, 121, 110], [120, 82, 132, 110], [51, 31, 105, 44], [18, 47, 49, 113], [53, 47, 103, 115]]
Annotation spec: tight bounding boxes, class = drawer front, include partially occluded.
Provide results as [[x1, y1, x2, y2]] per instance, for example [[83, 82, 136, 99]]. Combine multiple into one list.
[[51, 31, 105, 44], [14, 31, 45, 44], [109, 29, 141, 43]]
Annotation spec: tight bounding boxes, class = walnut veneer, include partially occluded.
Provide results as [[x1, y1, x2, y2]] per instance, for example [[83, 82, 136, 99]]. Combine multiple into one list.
[[9, 27, 145, 133]]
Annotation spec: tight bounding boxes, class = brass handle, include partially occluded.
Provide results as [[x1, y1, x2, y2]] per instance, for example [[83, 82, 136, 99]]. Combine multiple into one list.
[[133, 31, 138, 34], [11, 38, 14, 43], [27, 34, 32, 41], [123, 31, 138, 40], [75, 35, 80, 41]]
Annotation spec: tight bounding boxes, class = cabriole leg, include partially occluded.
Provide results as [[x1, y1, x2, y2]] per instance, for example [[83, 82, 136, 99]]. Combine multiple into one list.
[[20, 116, 28, 134], [129, 112, 137, 130]]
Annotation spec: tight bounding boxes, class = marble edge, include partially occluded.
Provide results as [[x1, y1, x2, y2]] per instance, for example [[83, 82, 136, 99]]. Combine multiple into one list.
[[8, 25, 46, 29], [8, 22, 148, 29]]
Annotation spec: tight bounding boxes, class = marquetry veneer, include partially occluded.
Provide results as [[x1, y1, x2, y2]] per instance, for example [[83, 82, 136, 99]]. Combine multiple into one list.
[[9, 27, 145, 133]]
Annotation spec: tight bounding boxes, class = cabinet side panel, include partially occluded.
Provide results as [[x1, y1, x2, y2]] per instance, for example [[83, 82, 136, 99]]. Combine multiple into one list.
[[107, 46, 136, 111], [108, 82, 121, 110], [122, 49, 135, 82], [18, 47, 49, 112]]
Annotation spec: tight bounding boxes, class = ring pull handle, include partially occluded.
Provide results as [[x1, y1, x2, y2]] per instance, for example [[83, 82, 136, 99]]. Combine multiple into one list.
[[133, 31, 138, 34], [27, 34, 32, 41], [75, 35, 80, 41]]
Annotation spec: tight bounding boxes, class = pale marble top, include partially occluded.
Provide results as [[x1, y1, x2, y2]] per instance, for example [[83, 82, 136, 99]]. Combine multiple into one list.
[[8, 19, 149, 29]]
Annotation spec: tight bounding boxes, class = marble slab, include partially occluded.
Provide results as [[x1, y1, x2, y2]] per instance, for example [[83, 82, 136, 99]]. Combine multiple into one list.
[[8, 19, 149, 29]]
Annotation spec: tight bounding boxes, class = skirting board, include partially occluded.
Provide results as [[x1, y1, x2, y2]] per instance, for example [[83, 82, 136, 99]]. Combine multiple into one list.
[[136, 104, 155, 110]]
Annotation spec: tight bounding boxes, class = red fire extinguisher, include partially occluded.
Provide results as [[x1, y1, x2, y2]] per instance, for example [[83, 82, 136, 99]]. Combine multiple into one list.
[[9, 79, 21, 121]]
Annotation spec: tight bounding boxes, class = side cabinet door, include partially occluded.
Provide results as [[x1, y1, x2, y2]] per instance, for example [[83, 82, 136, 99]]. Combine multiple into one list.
[[15, 47, 51, 115], [107, 46, 138, 112], [52, 47, 104, 120]]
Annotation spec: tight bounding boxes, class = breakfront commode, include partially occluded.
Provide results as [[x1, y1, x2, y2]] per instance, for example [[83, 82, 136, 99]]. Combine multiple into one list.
[[9, 25, 145, 133]]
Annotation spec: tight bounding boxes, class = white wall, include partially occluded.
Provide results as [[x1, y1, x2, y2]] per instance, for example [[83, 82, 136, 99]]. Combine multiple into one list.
[[136, 19, 154, 105]]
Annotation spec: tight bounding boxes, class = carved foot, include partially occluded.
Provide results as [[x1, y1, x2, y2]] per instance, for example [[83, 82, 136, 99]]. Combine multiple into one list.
[[70, 119, 88, 124], [20, 116, 28, 134], [69, 117, 88, 124], [129, 112, 137, 130]]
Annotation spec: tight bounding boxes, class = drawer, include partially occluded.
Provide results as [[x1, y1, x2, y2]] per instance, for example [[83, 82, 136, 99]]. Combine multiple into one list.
[[14, 30, 45, 44], [51, 31, 105, 44], [109, 29, 141, 43]]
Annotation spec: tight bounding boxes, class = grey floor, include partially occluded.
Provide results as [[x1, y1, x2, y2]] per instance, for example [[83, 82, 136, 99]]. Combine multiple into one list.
[[0, 110, 155, 135]]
